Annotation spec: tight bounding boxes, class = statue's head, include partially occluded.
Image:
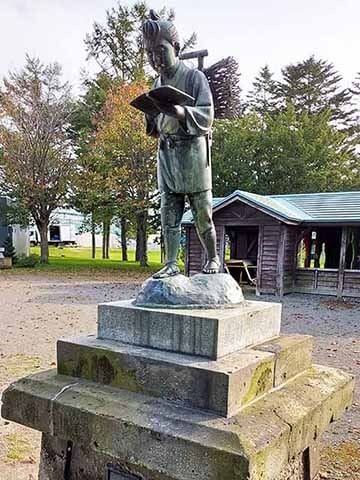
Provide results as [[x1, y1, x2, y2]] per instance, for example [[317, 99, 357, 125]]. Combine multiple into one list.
[[142, 10, 180, 75]]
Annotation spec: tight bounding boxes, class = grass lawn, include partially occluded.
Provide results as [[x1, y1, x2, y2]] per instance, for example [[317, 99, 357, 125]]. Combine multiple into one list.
[[26, 246, 168, 275]]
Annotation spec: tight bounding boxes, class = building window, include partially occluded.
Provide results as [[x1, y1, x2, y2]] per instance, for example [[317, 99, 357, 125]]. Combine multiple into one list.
[[297, 227, 342, 269], [345, 228, 360, 270]]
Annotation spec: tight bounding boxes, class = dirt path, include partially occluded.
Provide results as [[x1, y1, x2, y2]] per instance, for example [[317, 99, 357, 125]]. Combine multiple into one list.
[[0, 272, 359, 479]]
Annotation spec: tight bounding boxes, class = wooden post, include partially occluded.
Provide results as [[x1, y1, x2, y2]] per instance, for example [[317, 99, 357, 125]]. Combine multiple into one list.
[[256, 226, 264, 296], [216, 225, 225, 273], [185, 227, 190, 276], [179, 49, 208, 71], [337, 227, 348, 298], [276, 225, 286, 298]]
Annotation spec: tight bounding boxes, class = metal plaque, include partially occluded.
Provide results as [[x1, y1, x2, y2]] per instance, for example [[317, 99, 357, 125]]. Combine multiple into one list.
[[107, 467, 140, 480]]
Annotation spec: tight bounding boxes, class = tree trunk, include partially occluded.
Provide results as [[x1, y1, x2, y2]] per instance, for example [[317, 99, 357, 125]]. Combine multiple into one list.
[[121, 217, 128, 262], [91, 215, 96, 259], [102, 221, 107, 259], [136, 211, 148, 267], [135, 227, 140, 262], [102, 219, 111, 259], [38, 222, 49, 264], [105, 221, 110, 259]]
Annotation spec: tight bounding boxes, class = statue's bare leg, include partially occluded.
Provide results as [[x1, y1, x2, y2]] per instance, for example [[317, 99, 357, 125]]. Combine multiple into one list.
[[188, 191, 220, 274], [153, 192, 184, 279], [201, 227, 220, 274]]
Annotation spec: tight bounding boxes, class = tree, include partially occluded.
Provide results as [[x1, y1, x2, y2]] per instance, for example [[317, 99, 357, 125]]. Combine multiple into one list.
[[212, 106, 359, 197], [0, 56, 74, 263], [70, 72, 115, 259], [94, 81, 157, 266], [85, 1, 148, 80], [278, 56, 355, 127], [247, 65, 279, 115], [83, 4, 196, 260], [350, 72, 360, 140], [351, 72, 360, 97], [85, 2, 197, 80]]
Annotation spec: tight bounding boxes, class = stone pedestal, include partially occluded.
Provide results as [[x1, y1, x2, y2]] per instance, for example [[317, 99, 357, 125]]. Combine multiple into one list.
[[1, 298, 354, 480]]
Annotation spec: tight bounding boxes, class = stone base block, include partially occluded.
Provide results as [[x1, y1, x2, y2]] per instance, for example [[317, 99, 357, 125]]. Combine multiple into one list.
[[57, 335, 275, 417], [38, 433, 320, 480], [2, 366, 353, 480], [57, 334, 313, 417], [254, 334, 314, 387], [97, 299, 281, 359]]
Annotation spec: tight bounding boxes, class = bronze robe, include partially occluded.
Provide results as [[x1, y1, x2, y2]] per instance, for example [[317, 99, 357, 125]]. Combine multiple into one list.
[[146, 61, 214, 194]]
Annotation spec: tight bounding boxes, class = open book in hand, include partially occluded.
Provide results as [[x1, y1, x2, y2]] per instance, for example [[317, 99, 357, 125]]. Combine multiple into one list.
[[130, 85, 195, 116]]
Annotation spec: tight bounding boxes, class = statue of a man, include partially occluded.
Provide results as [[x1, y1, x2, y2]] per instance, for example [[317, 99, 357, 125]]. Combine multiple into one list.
[[143, 11, 220, 278]]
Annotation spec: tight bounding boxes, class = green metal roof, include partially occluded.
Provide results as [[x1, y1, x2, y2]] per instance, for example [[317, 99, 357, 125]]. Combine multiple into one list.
[[182, 190, 360, 224]]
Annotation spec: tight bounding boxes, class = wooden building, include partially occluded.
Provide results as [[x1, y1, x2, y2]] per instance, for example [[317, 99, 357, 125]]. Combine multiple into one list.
[[182, 190, 360, 298]]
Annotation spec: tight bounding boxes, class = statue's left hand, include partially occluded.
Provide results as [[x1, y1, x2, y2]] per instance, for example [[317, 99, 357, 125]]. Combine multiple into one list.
[[152, 99, 185, 120]]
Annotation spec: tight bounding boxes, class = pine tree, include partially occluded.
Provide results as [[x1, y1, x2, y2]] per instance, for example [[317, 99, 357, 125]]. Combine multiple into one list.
[[278, 56, 355, 127], [350, 72, 360, 97], [247, 65, 278, 115]]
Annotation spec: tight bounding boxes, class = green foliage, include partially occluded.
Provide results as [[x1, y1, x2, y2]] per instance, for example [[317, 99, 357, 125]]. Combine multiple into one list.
[[84, 1, 149, 81], [85, 2, 196, 82], [0, 56, 75, 264], [0, 201, 31, 229], [212, 105, 359, 196], [247, 65, 278, 115], [15, 253, 40, 268], [278, 56, 355, 126]]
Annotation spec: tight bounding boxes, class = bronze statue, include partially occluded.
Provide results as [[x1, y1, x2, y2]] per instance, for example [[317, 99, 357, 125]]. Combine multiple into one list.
[[142, 10, 220, 278]]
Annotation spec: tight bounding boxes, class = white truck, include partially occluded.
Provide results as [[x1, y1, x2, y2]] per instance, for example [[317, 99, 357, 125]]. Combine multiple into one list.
[[29, 209, 83, 246]]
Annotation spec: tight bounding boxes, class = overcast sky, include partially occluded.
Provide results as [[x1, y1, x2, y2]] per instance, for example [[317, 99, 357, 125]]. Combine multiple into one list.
[[2, 0, 359, 95]]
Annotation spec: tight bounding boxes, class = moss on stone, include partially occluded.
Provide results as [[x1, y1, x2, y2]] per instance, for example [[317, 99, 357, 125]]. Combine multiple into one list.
[[59, 349, 142, 393], [241, 361, 273, 406]]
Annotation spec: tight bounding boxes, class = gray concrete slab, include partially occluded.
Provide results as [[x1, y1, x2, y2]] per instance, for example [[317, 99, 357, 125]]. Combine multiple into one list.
[[1, 367, 354, 480], [57, 335, 275, 417], [254, 335, 314, 387], [97, 300, 282, 359]]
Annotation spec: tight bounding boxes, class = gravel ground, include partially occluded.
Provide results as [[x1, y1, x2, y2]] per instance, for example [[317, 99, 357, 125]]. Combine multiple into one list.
[[0, 272, 359, 480]]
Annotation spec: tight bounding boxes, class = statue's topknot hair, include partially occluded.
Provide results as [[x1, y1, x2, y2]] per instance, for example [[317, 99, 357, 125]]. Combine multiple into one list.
[[142, 9, 180, 55]]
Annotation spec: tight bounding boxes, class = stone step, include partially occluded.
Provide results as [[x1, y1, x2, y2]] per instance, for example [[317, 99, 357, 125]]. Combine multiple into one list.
[[254, 334, 314, 387], [57, 334, 313, 417], [97, 299, 281, 359], [1, 366, 353, 480]]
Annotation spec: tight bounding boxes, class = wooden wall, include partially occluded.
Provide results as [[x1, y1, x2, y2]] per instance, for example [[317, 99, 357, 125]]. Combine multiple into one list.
[[294, 268, 339, 295], [186, 200, 284, 295], [184, 201, 360, 298], [257, 225, 281, 295], [185, 224, 224, 276], [282, 227, 298, 294], [343, 271, 360, 298]]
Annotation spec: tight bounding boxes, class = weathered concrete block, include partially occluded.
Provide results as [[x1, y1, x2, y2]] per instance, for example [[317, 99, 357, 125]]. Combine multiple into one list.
[[254, 335, 314, 387], [57, 335, 275, 416], [1, 366, 353, 480], [38, 433, 319, 480], [97, 300, 282, 359]]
